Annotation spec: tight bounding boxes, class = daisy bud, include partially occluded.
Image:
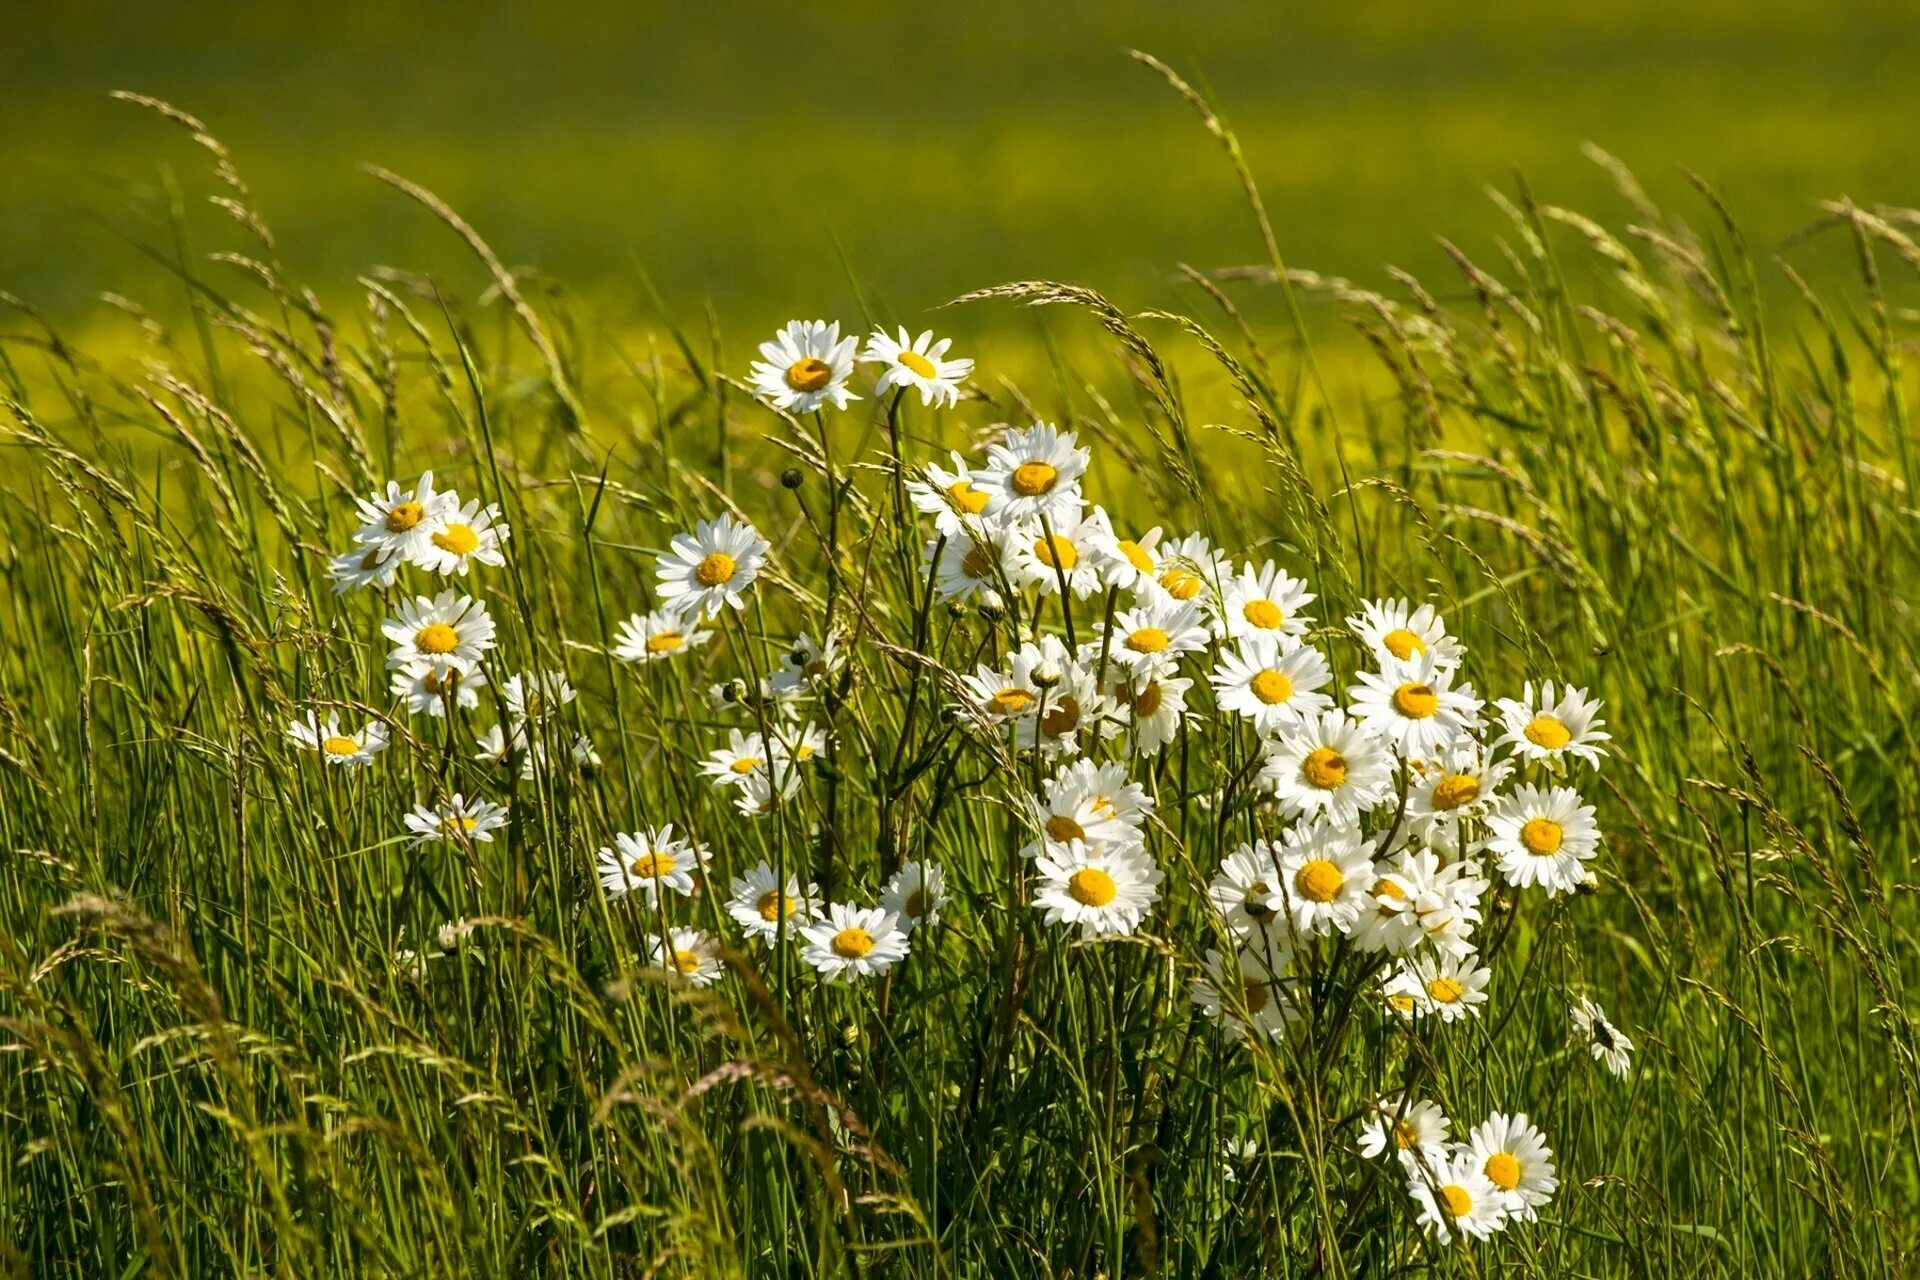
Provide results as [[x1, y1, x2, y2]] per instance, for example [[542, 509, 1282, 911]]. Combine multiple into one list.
[[780, 468, 804, 490], [1033, 664, 1063, 690], [945, 600, 970, 619]]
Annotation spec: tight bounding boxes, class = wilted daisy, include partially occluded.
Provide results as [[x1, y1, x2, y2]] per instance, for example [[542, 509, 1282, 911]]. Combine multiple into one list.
[[725, 859, 821, 945], [1487, 784, 1600, 895], [287, 712, 389, 769], [1192, 944, 1297, 1041], [881, 860, 949, 932], [972, 422, 1088, 526], [1261, 710, 1394, 825], [1571, 996, 1634, 1077], [748, 319, 861, 414], [1358, 1096, 1452, 1172], [404, 794, 509, 847], [863, 327, 972, 407], [1221, 561, 1315, 641], [1396, 951, 1492, 1022], [382, 591, 497, 674], [612, 609, 713, 663], [501, 670, 576, 726], [657, 514, 770, 619], [1466, 1113, 1557, 1221], [1277, 821, 1376, 936], [1407, 1151, 1508, 1241], [329, 544, 402, 593], [648, 927, 724, 987], [1109, 670, 1190, 755], [1494, 681, 1611, 769], [1034, 844, 1163, 937], [352, 471, 453, 563], [390, 660, 486, 717], [1347, 654, 1482, 758], [908, 449, 995, 537], [798, 904, 910, 982], [1404, 743, 1511, 833], [1104, 597, 1212, 678], [1212, 635, 1333, 735], [1348, 598, 1464, 671], [595, 826, 707, 903], [413, 497, 508, 576]]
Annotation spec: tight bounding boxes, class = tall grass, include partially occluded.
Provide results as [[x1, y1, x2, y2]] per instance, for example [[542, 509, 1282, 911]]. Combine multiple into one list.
[[0, 68, 1916, 1278]]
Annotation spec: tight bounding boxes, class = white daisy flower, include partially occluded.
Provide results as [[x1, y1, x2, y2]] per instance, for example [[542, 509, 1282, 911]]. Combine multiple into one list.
[[1019, 791, 1135, 863], [1192, 944, 1297, 1041], [1212, 635, 1333, 735], [798, 904, 910, 982], [475, 721, 543, 780], [649, 927, 724, 987], [1399, 951, 1492, 1022], [1350, 859, 1426, 956], [862, 327, 972, 407], [1358, 1096, 1452, 1173], [1276, 821, 1376, 936], [958, 640, 1057, 730], [768, 720, 829, 768], [725, 859, 822, 945], [881, 860, 949, 932], [404, 794, 509, 847], [1404, 743, 1512, 833], [733, 764, 804, 819], [287, 712, 389, 769], [1108, 670, 1190, 755], [1408, 1150, 1508, 1240], [748, 319, 861, 414], [1487, 783, 1600, 896], [769, 630, 846, 698], [907, 450, 996, 538], [1347, 654, 1482, 759], [1494, 681, 1611, 769], [700, 728, 770, 789], [971, 422, 1088, 527], [1221, 561, 1315, 641], [612, 609, 714, 663], [413, 497, 509, 576], [1348, 597, 1465, 671], [351, 471, 454, 563], [1086, 523, 1164, 592], [1466, 1112, 1557, 1221], [390, 660, 486, 717], [657, 514, 770, 620], [328, 544, 402, 593], [381, 591, 497, 674], [1260, 710, 1393, 824], [1048, 757, 1153, 825], [1392, 846, 1489, 958], [928, 531, 1013, 602], [595, 826, 707, 903], [1146, 533, 1232, 610], [1103, 596, 1212, 678], [501, 670, 576, 726], [1571, 996, 1634, 1078], [1033, 844, 1163, 937], [570, 732, 602, 773], [1207, 841, 1291, 943], [1008, 508, 1106, 599]]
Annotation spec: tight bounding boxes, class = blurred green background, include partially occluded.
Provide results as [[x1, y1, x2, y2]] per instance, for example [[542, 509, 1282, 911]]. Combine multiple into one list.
[[3, 0, 1917, 339]]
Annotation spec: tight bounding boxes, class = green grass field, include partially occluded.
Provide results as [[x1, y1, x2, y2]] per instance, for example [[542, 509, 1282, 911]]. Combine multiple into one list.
[[3, 17, 1920, 1279]]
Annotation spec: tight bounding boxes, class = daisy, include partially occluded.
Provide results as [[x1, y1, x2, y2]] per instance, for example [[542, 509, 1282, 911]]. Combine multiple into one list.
[[352, 471, 453, 563], [700, 729, 769, 788], [1348, 598, 1465, 671], [971, 422, 1088, 527], [1026, 661, 1115, 758], [881, 860, 949, 932], [1207, 841, 1290, 943], [798, 904, 910, 982], [1212, 635, 1333, 735], [1048, 757, 1153, 825], [612, 609, 714, 663], [1148, 533, 1231, 609], [1349, 860, 1425, 956], [382, 591, 497, 674], [657, 514, 770, 620], [928, 532, 1012, 602], [1404, 743, 1511, 834], [403, 793, 508, 847], [1034, 844, 1163, 937], [1260, 710, 1393, 825], [1221, 561, 1315, 641], [1008, 508, 1105, 599], [475, 722, 543, 780], [1192, 944, 1297, 1041], [1487, 784, 1600, 895], [1358, 1096, 1451, 1173], [1020, 790, 1135, 863], [595, 826, 707, 904], [649, 927, 724, 987], [1402, 951, 1492, 1022], [287, 712, 389, 769], [1087, 524, 1165, 592], [570, 733, 602, 773], [1465, 1113, 1557, 1221], [862, 327, 972, 407], [501, 670, 576, 726], [908, 450, 995, 538], [329, 544, 402, 593], [725, 859, 822, 945], [1347, 654, 1482, 759], [1571, 996, 1634, 1078], [958, 641, 1056, 730], [1408, 1151, 1508, 1241], [391, 660, 486, 717], [1494, 681, 1611, 769], [769, 630, 846, 698], [1276, 821, 1375, 936], [768, 720, 829, 768], [748, 319, 860, 414], [413, 497, 509, 576], [733, 765, 804, 818], [1109, 670, 1190, 755], [1395, 846, 1489, 958], [1103, 597, 1212, 678]]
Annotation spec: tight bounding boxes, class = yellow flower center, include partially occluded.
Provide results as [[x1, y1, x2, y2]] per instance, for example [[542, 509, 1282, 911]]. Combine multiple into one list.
[[1373, 878, 1407, 902], [1119, 540, 1154, 573], [630, 852, 673, 879], [422, 667, 459, 694], [1395, 1120, 1420, 1149], [1033, 534, 1078, 570], [1521, 817, 1564, 856], [756, 890, 795, 922], [897, 349, 938, 378], [1392, 683, 1439, 719], [321, 735, 359, 756], [432, 523, 480, 556], [785, 357, 832, 392], [1067, 867, 1118, 907], [694, 552, 737, 587], [1243, 981, 1271, 1014], [831, 927, 875, 958], [1242, 598, 1283, 630], [905, 889, 932, 918], [1242, 880, 1276, 921], [1159, 568, 1202, 600], [386, 500, 425, 533], [1441, 1184, 1473, 1218], [1045, 815, 1086, 844], [1130, 681, 1164, 717], [986, 687, 1034, 717], [1390, 993, 1417, 1014], [1010, 461, 1058, 496], [1485, 1152, 1521, 1191], [358, 548, 386, 570], [1294, 858, 1344, 903], [961, 544, 995, 579], [440, 815, 480, 834], [1040, 696, 1081, 739], [645, 631, 684, 654], [1249, 670, 1294, 706], [1432, 773, 1481, 810], [730, 756, 763, 775], [1382, 627, 1426, 661], [1525, 715, 1573, 749], [670, 948, 703, 975], [1427, 976, 1466, 1004], [415, 623, 460, 655], [1301, 746, 1347, 789], [946, 479, 990, 515], [1126, 626, 1170, 654]]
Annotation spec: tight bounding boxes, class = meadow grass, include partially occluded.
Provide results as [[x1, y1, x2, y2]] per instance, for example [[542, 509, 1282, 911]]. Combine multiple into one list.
[[1, 70, 1918, 1279]]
